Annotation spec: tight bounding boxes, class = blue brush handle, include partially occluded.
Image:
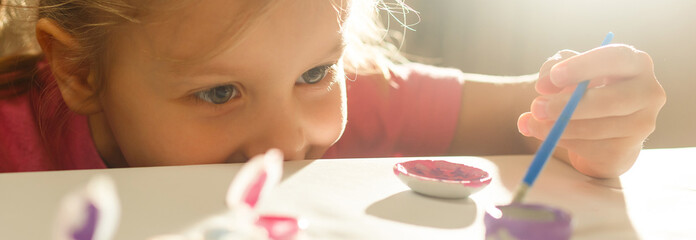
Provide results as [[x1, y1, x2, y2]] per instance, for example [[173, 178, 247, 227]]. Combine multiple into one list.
[[515, 33, 614, 201], [522, 80, 589, 185]]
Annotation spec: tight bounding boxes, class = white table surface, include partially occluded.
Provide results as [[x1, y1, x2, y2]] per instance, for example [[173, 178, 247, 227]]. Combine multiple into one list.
[[1, 147, 694, 239]]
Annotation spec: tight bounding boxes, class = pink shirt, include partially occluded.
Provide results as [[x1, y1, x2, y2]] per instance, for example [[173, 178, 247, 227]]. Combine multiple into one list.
[[0, 62, 463, 172], [0, 62, 105, 172], [323, 63, 463, 158]]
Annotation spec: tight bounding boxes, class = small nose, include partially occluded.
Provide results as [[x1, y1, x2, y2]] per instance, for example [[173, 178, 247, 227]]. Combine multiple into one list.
[[243, 104, 308, 161]]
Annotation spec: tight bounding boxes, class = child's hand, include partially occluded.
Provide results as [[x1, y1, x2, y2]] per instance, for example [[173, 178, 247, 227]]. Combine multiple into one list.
[[517, 44, 666, 178]]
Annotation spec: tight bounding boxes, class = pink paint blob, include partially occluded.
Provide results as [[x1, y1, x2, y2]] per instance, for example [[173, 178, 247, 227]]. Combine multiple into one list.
[[394, 160, 491, 187], [256, 215, 301, 240], [244, 171, 267, 208]]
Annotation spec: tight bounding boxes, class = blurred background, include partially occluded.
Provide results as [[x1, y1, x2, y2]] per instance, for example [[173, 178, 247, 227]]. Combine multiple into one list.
[[389, 0, 696, 148]]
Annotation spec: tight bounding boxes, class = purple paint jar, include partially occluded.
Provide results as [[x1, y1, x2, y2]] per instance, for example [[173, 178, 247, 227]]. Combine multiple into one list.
[[484, 203, 572, 240]]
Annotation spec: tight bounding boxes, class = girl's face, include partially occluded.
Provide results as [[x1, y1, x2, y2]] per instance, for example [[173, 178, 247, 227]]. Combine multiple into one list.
[[94, 0, 348, 166]]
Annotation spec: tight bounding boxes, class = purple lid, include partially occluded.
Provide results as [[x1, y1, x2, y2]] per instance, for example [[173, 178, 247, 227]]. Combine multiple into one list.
[[484, 203, 572, 240]]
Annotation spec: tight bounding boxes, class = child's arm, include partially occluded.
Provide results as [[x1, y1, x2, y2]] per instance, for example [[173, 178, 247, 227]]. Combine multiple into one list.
[[448, 45, 666, 178], [447, 73, 539, 156]]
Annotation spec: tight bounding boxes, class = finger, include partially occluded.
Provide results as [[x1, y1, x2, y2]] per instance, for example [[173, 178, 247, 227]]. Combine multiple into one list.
[[531, 77, 660, 120], [549, 44, 653, 88], [517, 112, 534, 137], [539, 50, 579, 75], [537, 50, 579, 95], [523, 108, 658, 140], [518, 113, 644, 177]]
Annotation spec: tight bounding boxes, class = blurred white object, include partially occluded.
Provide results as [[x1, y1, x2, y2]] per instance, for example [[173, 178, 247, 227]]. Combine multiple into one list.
[[153, 149, 304, 240], [226, 149, 283, 210], [53, 175, 121, 240]]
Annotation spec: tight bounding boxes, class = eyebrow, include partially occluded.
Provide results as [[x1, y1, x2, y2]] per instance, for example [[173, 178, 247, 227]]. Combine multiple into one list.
[[325, 39, 347, 59]]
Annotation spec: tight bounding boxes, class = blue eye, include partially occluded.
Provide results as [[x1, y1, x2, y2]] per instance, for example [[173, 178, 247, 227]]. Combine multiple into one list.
[[296, 65, 332, 84], [195, 85, 239, 104]]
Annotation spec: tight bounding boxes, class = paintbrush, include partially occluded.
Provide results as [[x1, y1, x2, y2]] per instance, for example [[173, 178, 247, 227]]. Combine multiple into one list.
[[512, 32, 615, 203]]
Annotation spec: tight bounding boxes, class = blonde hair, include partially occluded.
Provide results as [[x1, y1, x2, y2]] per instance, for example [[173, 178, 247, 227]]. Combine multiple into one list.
[[342, 0, 413, 76], [0, 0, 411, 97]]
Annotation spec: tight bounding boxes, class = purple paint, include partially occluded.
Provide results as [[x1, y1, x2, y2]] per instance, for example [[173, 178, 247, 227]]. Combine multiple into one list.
[[72, 201, 99, 240], [484, 203, 572, 240], [393, 160, 491, 187]]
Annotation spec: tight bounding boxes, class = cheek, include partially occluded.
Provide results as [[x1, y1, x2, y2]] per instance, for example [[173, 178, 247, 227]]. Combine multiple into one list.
[[99, 73, 234, 167], [98, 35, 246, 167], [329, 78, 348, 142], [98, 79, 170, 165], [304, 77, 348, 147], [337, 78, 348, 139]]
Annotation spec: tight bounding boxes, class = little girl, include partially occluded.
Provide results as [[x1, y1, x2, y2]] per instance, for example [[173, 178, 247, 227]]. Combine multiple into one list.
[[0, 0, 665, 178]]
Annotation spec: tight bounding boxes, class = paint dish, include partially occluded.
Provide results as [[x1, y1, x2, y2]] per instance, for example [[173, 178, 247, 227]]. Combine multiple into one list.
[[484, 203, 572, 240], [393, 160, 491, 199]]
